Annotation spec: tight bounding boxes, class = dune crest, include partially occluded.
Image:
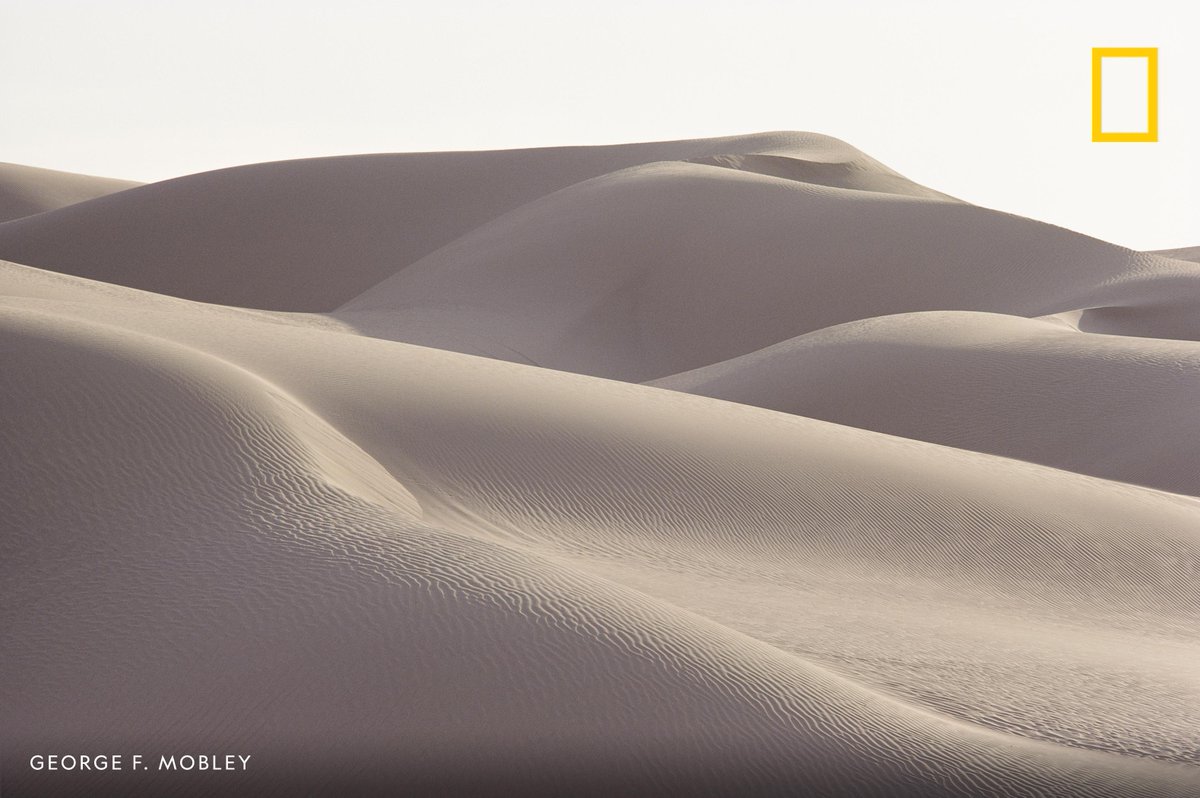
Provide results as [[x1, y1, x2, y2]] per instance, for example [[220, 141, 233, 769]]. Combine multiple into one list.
[[651, 310, 1200, 496], [0, 162, 139, 223], [1150, 244, 1200, 263], [0, 132, 895, 310]]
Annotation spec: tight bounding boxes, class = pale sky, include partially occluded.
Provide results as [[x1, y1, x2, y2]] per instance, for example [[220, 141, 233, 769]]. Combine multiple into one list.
[[3, 0, 1196, 249]]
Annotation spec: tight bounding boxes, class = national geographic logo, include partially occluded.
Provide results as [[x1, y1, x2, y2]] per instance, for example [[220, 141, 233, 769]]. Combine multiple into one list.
[[1092, 47, 1158, 142]]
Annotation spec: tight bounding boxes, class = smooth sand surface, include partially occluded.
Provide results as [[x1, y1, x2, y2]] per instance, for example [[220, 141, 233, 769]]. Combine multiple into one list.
[[2, 134, 1198, 796], [1152, 245, 1200, 263], [0, 162, 139, 223], [651, 310, 1200, 495], [0, 133, 938, 312], [335, 164, 1200, 381]]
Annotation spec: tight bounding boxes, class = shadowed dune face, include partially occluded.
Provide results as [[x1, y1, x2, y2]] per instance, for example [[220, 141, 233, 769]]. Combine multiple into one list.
[[3, 132, 1200, 796]]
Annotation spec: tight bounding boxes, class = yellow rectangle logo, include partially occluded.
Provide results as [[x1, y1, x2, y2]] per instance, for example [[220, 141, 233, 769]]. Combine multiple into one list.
[[1092, 47, 1158, 142]]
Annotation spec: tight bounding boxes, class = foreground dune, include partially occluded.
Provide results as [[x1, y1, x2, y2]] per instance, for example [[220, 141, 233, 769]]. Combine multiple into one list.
[[2, 133, 1198, 796]]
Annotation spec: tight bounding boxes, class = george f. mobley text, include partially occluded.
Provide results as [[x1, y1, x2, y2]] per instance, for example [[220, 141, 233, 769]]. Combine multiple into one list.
[[29, 753, 251, 771]]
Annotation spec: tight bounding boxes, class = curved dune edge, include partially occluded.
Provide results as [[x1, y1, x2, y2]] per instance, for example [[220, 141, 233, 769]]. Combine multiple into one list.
[[1149, 245, 1200, 263], [3, 260, 1199, 796], [0, 162, 140, 223], [0, 132, 912, 312], [335, 162, 1200, 381], [649, 309, 1200, 496]]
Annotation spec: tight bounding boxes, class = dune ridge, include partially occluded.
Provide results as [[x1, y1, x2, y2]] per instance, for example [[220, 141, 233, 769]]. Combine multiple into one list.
[[1150, 245, 1200, 263], [650, 310, 1200, 496], [0, 132, 911, 311], [3, 132, 1199, 796], [0, 162, 139, 223]]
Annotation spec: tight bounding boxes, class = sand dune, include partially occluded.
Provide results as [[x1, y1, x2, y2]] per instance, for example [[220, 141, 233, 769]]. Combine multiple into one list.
[[337, 162, 1200, 381], [1151, 245, 1200, 263], [0, 162, 139, 223], [3, 133, 1199, 796], [652, 310, 1200, 495], [0, 132, 922, 311]]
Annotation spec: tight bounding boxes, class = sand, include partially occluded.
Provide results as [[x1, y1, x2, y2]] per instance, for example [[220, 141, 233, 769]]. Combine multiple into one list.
[[2, 133, 1198, 796], [0, 162, 140, 223], [1152, 245, 1200, 263]]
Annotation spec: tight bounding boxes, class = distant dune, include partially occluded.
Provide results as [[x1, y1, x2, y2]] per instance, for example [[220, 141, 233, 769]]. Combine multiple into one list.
[[651, 310, 1200, 495], [0, 162, 139, 223], [0, 133, 933, 311], [1152, 245, 1200, 263], [3, 134, 1198, 796], [336, 161, 1200, 380]]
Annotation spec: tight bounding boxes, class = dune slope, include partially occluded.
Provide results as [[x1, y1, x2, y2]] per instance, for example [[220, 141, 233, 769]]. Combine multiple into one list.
[[0, 162, 139, 223], [651, 310, 1200, 496], [339, 162, 1200, 381], [1149, 245, 1200, 263], [3, 260, 1199, 795], [0, 132, 933, 311]]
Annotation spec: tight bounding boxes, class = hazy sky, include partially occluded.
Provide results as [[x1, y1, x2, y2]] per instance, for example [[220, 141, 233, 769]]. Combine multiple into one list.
[[3, 0, 1196, 249]]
